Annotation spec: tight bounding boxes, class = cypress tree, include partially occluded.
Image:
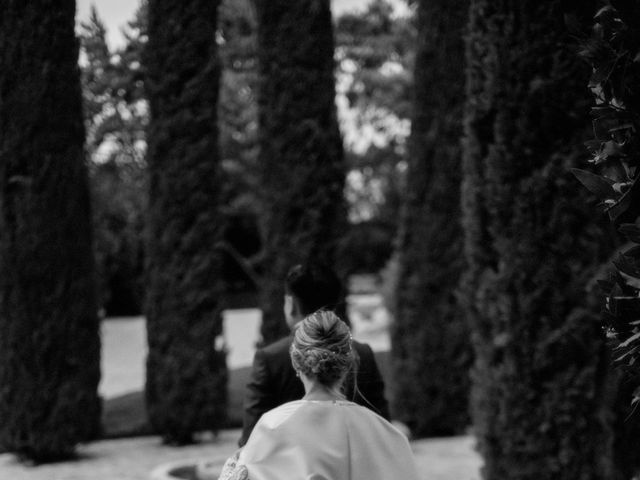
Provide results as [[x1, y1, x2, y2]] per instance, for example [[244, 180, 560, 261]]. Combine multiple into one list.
[[254, 0, 347, 343], [145, 0, 227, 443], [0, 0, 101, 461], [461, 1, 616, 479], [390, 0, 470, 437]]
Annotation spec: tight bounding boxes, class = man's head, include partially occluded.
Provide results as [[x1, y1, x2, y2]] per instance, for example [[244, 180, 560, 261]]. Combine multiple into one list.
[[283, 262, 342, 329]]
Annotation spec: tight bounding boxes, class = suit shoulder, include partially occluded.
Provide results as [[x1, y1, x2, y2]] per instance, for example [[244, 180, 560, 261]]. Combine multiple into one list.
[[260, 336, 292, 356], [352, 340, 374, 356]]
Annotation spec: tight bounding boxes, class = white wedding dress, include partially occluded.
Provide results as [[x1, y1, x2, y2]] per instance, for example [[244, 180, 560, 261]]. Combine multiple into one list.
[[219, 399, 421, 480]]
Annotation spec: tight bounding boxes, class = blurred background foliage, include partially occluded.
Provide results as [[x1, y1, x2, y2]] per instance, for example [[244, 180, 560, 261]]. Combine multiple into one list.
[[78, 0, 415, 316], [79, 3, 148, 316]]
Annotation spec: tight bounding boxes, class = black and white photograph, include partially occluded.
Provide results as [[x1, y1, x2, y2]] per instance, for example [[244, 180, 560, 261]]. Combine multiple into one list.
[[1, 0, 640, 479]]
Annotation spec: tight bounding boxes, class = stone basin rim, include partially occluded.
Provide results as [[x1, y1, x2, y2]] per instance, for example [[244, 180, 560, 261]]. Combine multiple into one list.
[[150, 454, 229, 480]]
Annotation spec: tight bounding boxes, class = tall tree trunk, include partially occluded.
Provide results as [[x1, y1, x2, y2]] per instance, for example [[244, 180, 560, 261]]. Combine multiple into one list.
[[0, 0, 101, 462], [254, 0, 347, 344], [390, 0, 470, 437], [461, 1, 616, 479], [145, 0, 227, 443]]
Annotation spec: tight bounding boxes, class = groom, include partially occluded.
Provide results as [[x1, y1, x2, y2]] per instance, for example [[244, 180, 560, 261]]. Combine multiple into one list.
[[239, 262, 390, 446]]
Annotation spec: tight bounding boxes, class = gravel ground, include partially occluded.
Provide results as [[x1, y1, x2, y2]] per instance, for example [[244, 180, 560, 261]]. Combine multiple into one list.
[[0, 429, 482, 480]]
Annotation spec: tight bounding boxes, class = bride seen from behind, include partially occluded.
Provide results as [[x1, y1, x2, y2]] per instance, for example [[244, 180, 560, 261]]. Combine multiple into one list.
[[219, 310, 421, 480]]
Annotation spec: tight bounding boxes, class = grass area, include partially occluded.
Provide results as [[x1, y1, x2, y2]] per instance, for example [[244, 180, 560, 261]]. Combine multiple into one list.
[[102, 365, 251, 438], [102, 391, 152, 438], [102, 352, 391, 438]]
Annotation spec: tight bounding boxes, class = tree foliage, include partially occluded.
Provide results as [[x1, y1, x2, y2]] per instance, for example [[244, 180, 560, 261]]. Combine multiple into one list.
[[462, 1, 617, 478], [574, 4, 640, 475], [335, 0, 415, 228], [79, 5, 148, 316], [216, 0, 263, 298], [0, 0, 100, 461], [78, 1, 417, 320], [254, 0, 347, 343], [80, 1, 265, 311], [335, 0, 414, 121], [144, 0, 227, 443], [577, 0, 640, 395], [390, 0, 470, 437]]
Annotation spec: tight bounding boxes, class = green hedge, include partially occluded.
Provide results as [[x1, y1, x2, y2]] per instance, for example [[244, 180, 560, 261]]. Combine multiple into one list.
[[144, 0, 227, 444], [254, 0, 347, 344], [461, 1, 617, 479], [0, 0, 101, 461], [390, 0, 470, 437]]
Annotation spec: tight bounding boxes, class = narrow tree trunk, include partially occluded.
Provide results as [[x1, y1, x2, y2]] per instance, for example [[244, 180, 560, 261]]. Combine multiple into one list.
[[145, 0, 227, 443], [461, 1, 615, 479], [0, 0, 100, 462], [254, 0, 347, 344], [390, 0, 470, 437]]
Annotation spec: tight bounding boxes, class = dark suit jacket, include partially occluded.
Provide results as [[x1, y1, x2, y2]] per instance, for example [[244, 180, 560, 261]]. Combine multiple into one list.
[[239, 335, 390, 446]]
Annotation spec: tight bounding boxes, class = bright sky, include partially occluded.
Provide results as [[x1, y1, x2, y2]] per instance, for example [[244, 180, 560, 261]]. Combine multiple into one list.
[[75, 0, 409, 49]]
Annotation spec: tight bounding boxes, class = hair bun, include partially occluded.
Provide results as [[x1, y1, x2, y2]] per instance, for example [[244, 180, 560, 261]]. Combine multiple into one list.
[[290, 310, 354, 387]]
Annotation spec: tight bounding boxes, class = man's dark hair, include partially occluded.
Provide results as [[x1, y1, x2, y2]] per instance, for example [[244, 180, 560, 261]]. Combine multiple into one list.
[[284, 262, 342, 316]]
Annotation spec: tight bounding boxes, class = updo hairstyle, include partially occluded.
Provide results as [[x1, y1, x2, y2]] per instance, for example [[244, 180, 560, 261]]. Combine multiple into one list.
[[290, 310, 354, 388]]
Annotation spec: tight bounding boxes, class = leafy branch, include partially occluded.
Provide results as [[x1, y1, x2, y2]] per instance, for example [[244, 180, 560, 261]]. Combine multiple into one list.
[[575, 1, 640, 400]]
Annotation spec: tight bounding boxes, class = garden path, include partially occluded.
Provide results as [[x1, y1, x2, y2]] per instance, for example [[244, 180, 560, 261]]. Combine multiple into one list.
[[0, 429, 482, 480]]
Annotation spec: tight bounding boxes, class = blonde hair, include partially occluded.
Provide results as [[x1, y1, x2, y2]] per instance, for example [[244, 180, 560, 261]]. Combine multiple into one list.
[[290, 310, 354, 389]]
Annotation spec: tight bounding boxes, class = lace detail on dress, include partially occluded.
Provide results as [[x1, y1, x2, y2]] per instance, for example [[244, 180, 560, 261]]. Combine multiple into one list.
[[218, 449, 249, 480]]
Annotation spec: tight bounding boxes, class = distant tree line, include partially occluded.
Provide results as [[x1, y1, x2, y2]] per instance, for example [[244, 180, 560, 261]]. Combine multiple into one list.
[[79, 0, 415, 318]]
